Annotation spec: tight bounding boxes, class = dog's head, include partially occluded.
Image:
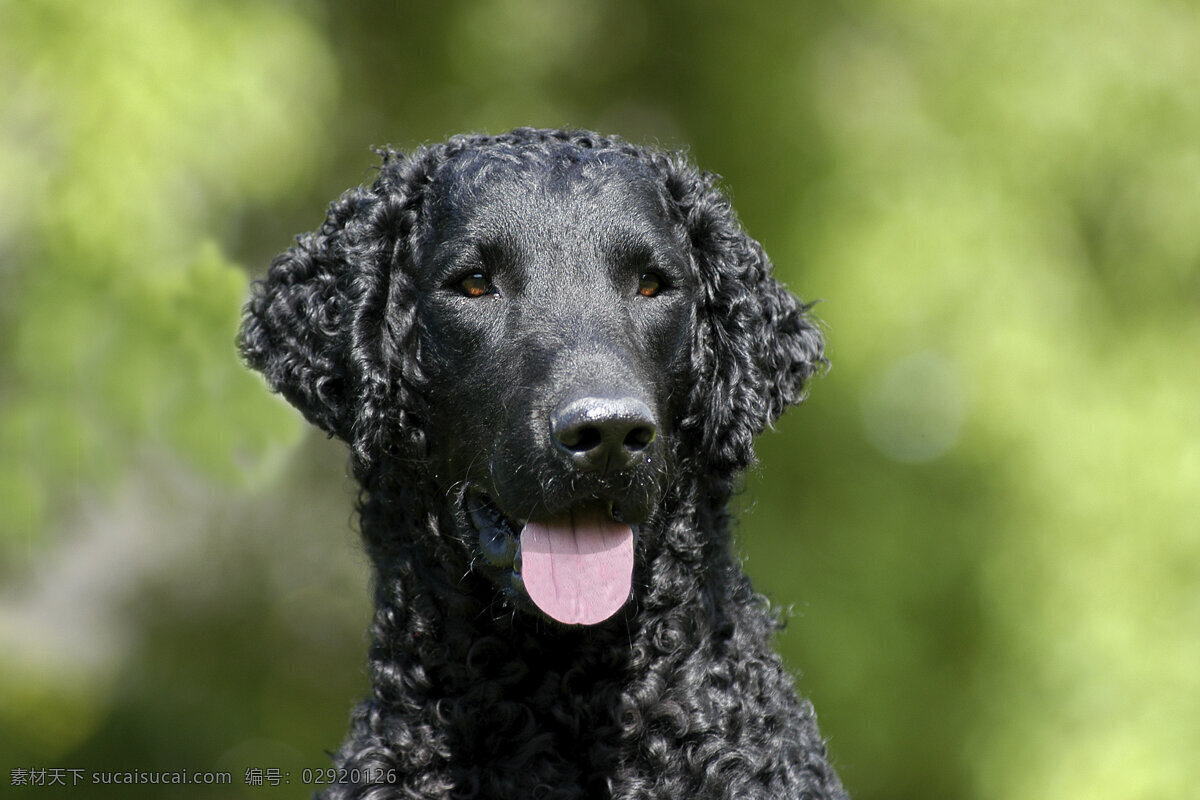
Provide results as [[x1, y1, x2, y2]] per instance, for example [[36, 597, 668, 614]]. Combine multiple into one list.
[[239, 129, 824, 624]]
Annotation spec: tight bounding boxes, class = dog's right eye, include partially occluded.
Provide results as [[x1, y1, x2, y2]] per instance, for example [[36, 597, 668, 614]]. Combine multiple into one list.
[[457, 273, 492, 297], [637, 272, 664, 298]]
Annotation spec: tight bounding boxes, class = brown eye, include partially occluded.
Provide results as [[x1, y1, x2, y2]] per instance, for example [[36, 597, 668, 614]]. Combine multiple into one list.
[[638, 272, 662, 297], [458, 273, 491, 297]]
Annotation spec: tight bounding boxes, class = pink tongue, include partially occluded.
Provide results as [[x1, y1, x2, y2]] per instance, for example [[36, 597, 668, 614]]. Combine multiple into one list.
[[520, 509, 634, 625]]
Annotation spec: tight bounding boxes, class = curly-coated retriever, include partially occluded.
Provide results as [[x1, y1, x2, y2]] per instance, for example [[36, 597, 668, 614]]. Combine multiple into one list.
[[239, 128, 847, 800]]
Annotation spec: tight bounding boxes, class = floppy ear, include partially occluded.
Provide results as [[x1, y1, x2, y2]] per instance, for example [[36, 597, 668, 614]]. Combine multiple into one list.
[[238, 151, 428, 467], [663, 158, 826, 481]]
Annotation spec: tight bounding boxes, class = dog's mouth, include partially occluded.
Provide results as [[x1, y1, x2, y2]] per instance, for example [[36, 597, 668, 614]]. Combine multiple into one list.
[[466, 492, 635, 626]]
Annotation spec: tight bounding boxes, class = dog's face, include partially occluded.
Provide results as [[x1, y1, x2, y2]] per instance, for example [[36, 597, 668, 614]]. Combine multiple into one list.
[[413, 152, 695, 623], [239, 130, 825, 628]]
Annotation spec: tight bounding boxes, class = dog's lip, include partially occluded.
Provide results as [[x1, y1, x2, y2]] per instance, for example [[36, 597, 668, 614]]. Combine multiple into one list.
[[464, 489, 638, 575], [466, 492, 521, 569], [466, 488, 638, 534]]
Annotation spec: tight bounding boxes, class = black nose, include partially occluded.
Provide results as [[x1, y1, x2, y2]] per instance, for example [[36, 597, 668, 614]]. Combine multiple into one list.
[[551, 397, 657, 473]]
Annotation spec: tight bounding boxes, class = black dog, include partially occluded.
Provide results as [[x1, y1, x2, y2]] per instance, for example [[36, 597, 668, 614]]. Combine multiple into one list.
[[239, 128, 847, 799]]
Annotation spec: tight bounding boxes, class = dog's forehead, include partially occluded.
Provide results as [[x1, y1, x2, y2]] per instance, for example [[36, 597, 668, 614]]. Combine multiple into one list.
[[425, 147, 673, 243]]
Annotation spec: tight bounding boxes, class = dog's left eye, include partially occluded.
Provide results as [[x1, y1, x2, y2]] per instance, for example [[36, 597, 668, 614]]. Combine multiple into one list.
[[638, 272, 663, 297], [458, 273, 493, 297]]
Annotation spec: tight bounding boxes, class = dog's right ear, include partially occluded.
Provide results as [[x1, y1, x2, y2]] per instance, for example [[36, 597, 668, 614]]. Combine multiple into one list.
[[238, 152, 429, 462], [238, 207, 359, 441]]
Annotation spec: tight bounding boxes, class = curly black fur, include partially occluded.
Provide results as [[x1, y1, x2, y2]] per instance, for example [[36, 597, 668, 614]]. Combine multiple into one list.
[[239, 128, 847, 800]]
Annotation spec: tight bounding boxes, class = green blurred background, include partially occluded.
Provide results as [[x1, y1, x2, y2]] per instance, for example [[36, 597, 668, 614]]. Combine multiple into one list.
[[2, 1, 1197, 798]]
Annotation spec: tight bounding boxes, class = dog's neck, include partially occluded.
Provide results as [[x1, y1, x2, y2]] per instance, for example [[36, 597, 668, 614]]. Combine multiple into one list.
[[330, 470, 843, 800]]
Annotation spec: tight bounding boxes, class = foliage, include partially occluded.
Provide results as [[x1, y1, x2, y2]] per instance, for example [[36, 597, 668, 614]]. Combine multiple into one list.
[[0, 0, 325, 556]]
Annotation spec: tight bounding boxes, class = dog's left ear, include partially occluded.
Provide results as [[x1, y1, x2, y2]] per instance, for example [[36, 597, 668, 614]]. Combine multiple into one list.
[[665, 159, 826, 480]]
